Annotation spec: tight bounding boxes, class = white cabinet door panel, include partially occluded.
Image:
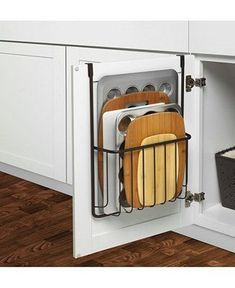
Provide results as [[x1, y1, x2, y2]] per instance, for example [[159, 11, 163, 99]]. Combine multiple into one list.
[[72, 55, 195, 257], [0, 42, 66, 182], [189, 21, 235, 56]]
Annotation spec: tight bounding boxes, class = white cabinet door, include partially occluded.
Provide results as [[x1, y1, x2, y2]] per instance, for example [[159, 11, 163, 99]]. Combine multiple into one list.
[[189, 21, 235, 56], [0, 42, 66, 182], [72, 54, 196, 257], [0, 21, 189, 53]]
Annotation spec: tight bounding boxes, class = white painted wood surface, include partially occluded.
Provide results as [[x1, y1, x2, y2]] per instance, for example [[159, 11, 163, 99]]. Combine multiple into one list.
[[189, 21, 235, 56], [0, 42, 67, 182], [0, 21, 189, 53], [72, 55, 195, 257]]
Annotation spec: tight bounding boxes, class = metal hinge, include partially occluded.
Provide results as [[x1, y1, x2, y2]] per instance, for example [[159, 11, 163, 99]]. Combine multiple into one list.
[[186, 75, 206, 92], [185, 191, 205, 208]]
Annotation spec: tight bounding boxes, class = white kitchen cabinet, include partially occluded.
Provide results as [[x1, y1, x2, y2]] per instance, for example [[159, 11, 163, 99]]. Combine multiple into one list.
[[1, 24, 235, 260], [0, 42, 66, 182], [189, 21, 235, 56], [0, 21, 189, 53], [72, 50, 235, 257]]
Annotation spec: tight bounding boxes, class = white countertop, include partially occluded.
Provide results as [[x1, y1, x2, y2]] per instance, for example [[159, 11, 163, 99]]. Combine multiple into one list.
[[0, 21, 188, 53]]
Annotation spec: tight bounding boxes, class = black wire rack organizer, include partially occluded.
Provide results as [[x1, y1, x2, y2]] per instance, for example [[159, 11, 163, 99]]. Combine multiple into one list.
[[87, 56, 192, 218]]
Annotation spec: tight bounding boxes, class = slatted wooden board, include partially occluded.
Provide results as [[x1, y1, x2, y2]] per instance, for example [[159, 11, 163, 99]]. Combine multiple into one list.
[[137, 134, 179, 206], [124, 112, 186, 208]]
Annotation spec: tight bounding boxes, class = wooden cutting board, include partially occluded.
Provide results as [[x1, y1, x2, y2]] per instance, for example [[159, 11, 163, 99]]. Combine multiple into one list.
[[98, 91, 170, 192], [137, 134, 179, 206], [123, 112, 186, 208]]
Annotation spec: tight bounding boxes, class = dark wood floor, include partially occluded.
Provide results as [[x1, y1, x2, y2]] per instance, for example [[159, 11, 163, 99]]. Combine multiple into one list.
[[0, 172, 235, 267]]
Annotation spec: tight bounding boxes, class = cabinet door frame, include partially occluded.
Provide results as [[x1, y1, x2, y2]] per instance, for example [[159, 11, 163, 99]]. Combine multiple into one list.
[[176, 54, 235, 253], [192, 55, 235, 238], [0, 42, 67, 182]]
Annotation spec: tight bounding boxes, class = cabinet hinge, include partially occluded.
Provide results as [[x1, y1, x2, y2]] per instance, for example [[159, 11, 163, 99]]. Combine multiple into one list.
[[186, 75, 206, 92], [185, 191, 205, 208]]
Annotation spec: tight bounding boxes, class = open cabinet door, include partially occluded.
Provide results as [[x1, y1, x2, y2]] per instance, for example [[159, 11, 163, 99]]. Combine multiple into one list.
[[176, 55, 235, 253], [72, 55, 197, 258]]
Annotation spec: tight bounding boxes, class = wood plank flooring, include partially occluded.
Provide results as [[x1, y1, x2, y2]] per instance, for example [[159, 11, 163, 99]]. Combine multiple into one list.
[[0, 171, 235, 267]]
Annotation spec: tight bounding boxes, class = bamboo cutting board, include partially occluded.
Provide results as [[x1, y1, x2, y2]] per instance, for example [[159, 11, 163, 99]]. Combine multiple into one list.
[[137, 134, 179, 206], [98, 91, 170, 192], [123, 112, 186, 208]]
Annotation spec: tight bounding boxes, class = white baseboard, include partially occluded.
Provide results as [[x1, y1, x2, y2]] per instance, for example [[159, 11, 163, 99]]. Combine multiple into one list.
[[0, 161, 73, 196], [175, 224, 235, 253]]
